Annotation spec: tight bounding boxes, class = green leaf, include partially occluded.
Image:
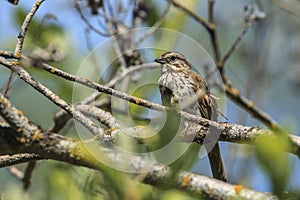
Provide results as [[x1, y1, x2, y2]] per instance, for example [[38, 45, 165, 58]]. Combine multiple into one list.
[[255, 133, 292, 196]]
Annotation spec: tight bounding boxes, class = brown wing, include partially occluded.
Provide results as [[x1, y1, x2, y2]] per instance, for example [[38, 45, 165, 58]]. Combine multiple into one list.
[[198, 93, 213, 119], [193, 72, 218, 120], [193, 73, 226, 181]]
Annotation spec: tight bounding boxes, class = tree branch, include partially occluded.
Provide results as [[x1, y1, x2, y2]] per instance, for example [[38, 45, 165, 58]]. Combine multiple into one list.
[[0, 154, 41, 168], [74, 0, 109, 37], [2, 52, 300, 157], [3, 54, 298, 156], [0, 88, 293, 199], [222, 5, 266, 65], [49, 62, 159, 133], [0, 133, 277, 200], [0, 58, 107, 139], [1, 85, 299, 157], [169, 0, 212, 32], [168, 2, 300, 156], [15, 0, 45, 55], [4, 0, 45, 96], [134, 1, 171, 46], [0, 126, 276, 200], [22, 161, 37, 190], [0, 124, 278, 200]]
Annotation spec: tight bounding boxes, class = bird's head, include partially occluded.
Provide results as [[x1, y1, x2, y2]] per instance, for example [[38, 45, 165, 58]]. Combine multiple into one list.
[[154, 52, 192, 72]]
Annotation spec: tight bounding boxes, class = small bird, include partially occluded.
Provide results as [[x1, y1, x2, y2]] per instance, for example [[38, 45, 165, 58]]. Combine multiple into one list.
[[155, 51, 227, 181]]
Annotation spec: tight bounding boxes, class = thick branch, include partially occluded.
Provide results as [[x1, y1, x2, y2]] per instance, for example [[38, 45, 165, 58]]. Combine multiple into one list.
[[0, 154, 41, 167], [0, 126, 276, 200], [0, 91, 290, 199]]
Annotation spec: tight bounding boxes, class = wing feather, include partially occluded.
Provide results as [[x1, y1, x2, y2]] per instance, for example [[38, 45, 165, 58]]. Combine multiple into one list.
[[193, 72, 218, 120]]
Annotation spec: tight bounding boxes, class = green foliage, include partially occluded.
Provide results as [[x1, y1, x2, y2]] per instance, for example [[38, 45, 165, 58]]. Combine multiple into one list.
[[169, 143, 200, 172], [150, 111, 200, 177], [160, 189, 201, 200], [280, 192, 300, 200], [128, 83, 158, 126], [255, 133, 292, 197], [73, 167, 200, 200], [151, 110, 180, 151], [74, 168, 123, 199], [10, 7, 80, 104], [14, 7, 65, 50]]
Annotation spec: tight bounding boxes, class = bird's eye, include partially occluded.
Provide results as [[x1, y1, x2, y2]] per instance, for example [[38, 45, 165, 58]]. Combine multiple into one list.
[[170, 56, 176, 61]]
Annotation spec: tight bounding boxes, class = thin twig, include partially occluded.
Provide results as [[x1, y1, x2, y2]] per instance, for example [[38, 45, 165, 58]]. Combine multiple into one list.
[[50, 63, 159, 133], [205, 3, 281, 133], [3, 73, 14, 97], [82, 62, 160, 104], [4, 0, 45, 97], [169, 0, 212, 31], [22, 161, 36, 191], [84, 28, 103, 76], [169, 0, 222, 64], [222, 6, 265, 65], [166, 2, 300, 157], [172, 2, 276, 129], [134, 1, 171, 46], [21, 57, 164, 111], [15, 0, 45, 55], [206, 0, 223, 63], [74, 0, 109, 37], [8, 158, 37, 191], [76, 105, 119, 128], [224, 86, 282, 132], [102, 4, 127, 70], [208, 0, 215, 23], [50, 98, 111, 133]]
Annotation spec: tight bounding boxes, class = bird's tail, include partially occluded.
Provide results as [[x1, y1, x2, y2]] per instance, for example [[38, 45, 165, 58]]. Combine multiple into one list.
[[206, 97, 227, 182], [207, 142, 227, 182]]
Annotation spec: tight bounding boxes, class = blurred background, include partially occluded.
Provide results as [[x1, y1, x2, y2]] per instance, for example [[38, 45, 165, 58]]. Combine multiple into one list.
[[1, 0, 300, 199]]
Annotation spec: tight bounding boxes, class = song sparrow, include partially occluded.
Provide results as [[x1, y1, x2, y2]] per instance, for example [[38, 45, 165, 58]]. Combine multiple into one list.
[[155, 51, 227, 181]]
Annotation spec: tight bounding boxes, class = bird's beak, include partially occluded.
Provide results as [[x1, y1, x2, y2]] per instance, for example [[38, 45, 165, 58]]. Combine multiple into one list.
[[154, 57, 166, 64]]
